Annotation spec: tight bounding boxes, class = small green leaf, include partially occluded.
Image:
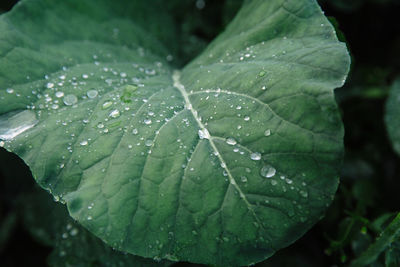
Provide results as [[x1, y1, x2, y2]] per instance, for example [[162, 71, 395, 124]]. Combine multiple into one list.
[[350, 213, 400, 267], [385, 239, 400, 267], [0, 0, 350, 265], [385, 78, 400, 155]]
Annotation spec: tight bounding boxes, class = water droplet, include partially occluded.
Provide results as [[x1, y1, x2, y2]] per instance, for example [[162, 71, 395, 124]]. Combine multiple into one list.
[[6, 88, 14, 94], [145, 139, 153, 146], [198, 128, 210, 139], [144, 118, 152, 125], [46, 82, 54, 89], [196, 0, 205, 9], [87, 90, 98, 98], [250, 152, 261, 160], [260, 165, 276, 178], [145, 69, 156, 75], [244, 116, 250, 121], [258, 71, 266, 77], [264, 129, 271, 136], [226, 137, 237, 145], [0, 110, 38, 140], [102, 101, 113, 109], [80, 140, 88, 146], [109, 109, 120, 118], [270, 180, 277, 185], [70, 228, 79, 236], [63, 94, 78, 106], [97, 122, 104, 129], [300, 190, 308, 198], [240, 176, 248, 182], [87, 216, 92, 220], [82, 74, 89, 79], [132, 128, 138, 135], [0, 141, 4, 147], [55, 91, 64, 98]]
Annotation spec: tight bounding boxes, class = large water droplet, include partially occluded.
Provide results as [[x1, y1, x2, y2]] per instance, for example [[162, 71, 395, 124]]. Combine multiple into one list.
[[198, 128, 210, 139], [102, 101, 112, 109], [0, 110, 38, 140], [109, 109, 120, 118], [145, 139, 153, 146], [250, 152, 261, 161], [80, 140, 88, 146], [63, 94, 78, 106], [226, 137, 237, 145], [46, 82, 54, 89], [260, 165, 276, 178], [87, 90, 98, 99], [55, 91, 64, 98]]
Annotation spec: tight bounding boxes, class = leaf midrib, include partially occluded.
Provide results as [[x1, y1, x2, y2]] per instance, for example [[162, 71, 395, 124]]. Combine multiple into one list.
[[172, 70, 266, 231]]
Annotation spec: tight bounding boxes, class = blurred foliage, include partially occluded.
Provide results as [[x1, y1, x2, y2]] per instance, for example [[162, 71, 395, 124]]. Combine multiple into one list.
[[1, 0, 400, 266]]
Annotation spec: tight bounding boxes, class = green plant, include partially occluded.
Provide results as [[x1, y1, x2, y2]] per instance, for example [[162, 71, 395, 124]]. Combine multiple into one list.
[[1, 0, 400, 266]]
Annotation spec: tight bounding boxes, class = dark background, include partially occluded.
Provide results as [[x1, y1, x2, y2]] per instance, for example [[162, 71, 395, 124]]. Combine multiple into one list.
[[1, 0, 400, 266]]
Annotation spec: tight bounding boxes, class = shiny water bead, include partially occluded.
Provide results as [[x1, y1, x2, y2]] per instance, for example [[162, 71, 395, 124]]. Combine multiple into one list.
[[63, 94, 78, 106], [226, 137, 237, 145], [55, 91, 64, 98], [250, 152, 261, 160], [87, 90, 98, 98], [109, 109, 120, 118], [260, 165, 276, 178]]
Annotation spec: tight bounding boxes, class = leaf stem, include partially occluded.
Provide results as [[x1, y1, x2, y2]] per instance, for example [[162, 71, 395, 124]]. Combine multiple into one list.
[[350, 212, 400, 267]]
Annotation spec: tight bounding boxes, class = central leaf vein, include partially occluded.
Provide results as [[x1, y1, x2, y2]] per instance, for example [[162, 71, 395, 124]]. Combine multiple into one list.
[[172, 70, 265, 229]]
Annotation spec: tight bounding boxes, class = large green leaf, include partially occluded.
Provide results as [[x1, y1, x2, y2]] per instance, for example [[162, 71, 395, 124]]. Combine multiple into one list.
[[0, 0, 350, 265], [20, 187, 172, 267], [385, 78, 400, 155]]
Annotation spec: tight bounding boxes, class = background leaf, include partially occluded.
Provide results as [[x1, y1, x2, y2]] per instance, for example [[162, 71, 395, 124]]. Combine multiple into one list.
[[385, 78, 400, 155]]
